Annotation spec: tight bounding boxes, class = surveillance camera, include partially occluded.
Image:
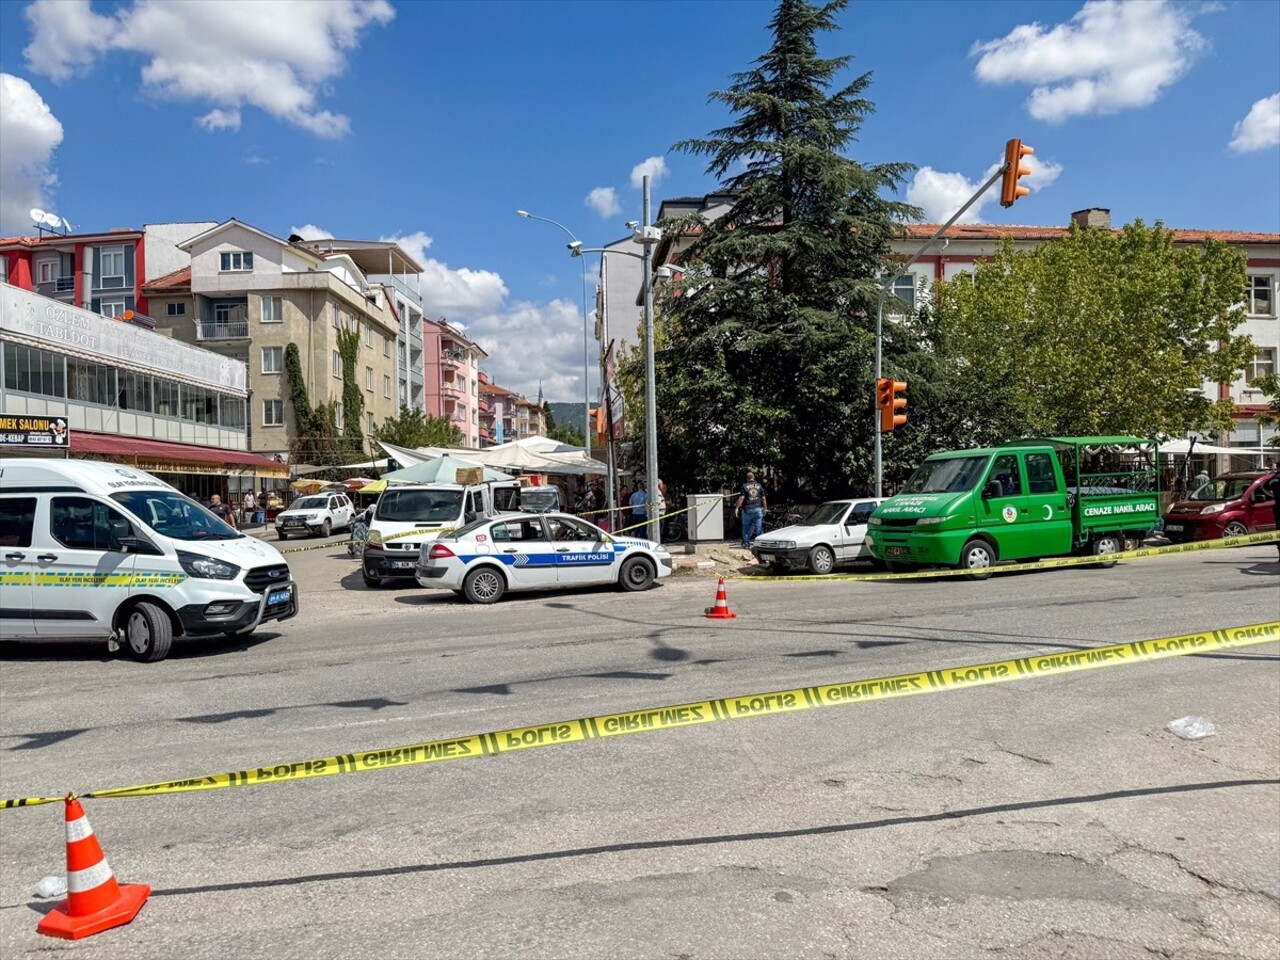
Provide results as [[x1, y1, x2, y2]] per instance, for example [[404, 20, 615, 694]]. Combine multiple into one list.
[[625, 221, 639, 230], [567, 240, 583, 257]]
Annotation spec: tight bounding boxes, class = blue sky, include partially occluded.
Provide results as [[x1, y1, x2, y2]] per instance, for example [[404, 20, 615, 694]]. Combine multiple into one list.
[[1, 0, 1277, 401]]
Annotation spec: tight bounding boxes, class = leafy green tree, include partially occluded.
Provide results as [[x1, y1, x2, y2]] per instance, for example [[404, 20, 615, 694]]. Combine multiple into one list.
[[548, 421, 585, 447], [1251, 372, 1280, 449], [374, 406, 462, 449], [653, 0, 916, 497], [933, 222, 1254, 443]]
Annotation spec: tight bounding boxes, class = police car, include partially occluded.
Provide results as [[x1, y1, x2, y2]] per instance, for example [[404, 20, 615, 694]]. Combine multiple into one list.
[[415, 511, 672, 603]]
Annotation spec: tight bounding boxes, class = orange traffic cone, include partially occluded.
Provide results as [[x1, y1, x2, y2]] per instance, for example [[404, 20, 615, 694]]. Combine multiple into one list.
[[37, 796, 150, 940], [705, 577, 737, 619]]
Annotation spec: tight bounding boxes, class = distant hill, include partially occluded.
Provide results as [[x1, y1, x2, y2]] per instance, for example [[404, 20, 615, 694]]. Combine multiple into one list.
[[545, 401, 589, 432]]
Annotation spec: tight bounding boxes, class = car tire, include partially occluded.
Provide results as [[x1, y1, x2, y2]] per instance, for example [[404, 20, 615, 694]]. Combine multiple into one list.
[[362, 569, 382, 589], [807, 544, 836, 575], [122, 601, 174, 663], [320, 519, 331, 538], [1222, 521, 1248, 539], [277, 530, 287, 540], [619, 556, 656, 591], [1091, 534, 1123, 568], [463, 566, 506, 604], [958, 539, 996, 579]]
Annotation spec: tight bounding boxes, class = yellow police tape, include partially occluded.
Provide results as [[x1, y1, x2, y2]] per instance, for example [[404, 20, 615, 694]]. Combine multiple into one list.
[[735, 530, 1280, 581], [3, 619, 1276, 810]]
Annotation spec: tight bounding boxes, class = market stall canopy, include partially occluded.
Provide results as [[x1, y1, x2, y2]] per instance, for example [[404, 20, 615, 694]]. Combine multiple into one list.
[[1159, 439, 1242, 455], [291, 478, 326, 493], [360, 455, 515, 493]]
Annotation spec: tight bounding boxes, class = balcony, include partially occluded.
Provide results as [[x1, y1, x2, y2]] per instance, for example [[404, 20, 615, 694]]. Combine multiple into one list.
[[441, 381, 464, 398], [198, 321, 250, 340]]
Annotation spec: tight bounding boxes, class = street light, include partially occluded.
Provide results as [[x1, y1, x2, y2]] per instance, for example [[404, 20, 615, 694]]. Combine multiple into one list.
[[516, 210, 592, 458]]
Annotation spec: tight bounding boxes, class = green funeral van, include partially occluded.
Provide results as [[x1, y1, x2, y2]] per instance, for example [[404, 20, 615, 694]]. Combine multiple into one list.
[[865, 436, 1161, 579]]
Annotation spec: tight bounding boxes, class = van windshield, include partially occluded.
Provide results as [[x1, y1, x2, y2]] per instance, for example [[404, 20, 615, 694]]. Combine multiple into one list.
[[377, 489, 464, 522], [111, 490, 241, 541], [902, 456, 988, 494]]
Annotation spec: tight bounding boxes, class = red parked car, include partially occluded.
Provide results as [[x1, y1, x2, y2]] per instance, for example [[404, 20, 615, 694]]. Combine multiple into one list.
[[1161, 471, 1277, 542]]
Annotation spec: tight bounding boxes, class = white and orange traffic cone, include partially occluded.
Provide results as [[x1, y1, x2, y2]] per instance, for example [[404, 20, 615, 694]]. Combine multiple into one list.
[[705, 577, 737, 619], [36, 796, 150, 940]]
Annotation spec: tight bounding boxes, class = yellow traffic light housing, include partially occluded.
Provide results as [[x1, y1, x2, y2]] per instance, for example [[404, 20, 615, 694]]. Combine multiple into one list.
[[1000, 138, 1034, 208], [876, 378, 908, 432]]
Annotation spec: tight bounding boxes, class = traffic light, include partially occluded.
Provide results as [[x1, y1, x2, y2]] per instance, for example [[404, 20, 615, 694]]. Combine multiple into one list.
[[876, 378, 908, 432], [1000, 138, 1034, 208]]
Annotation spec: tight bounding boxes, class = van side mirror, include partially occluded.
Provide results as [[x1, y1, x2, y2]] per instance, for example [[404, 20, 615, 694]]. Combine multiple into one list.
[[983, 480, 1003, 499]]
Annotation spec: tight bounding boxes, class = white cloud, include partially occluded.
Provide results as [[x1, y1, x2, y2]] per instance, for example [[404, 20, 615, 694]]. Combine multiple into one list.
[[972, 0, 1205, 123], [197, 108, 241, 133], [379, 230, 433, 268], [907, 154, 1063, 224], [1229, 93, 1280, 153], [291, 223, 334, 240], [23, 0, 394, 138], [0, 73, 65, 235], [630, 155, 668, 189], [585, 186, 621, 219], [468, 298, 597, 402]]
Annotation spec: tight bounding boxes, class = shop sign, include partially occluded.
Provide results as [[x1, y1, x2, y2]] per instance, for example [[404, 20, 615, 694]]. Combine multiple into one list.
[[0, 414, 71, 448]]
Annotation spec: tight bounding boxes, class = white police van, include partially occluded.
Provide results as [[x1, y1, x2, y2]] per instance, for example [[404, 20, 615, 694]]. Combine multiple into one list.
[[0, 459, 297, 661]]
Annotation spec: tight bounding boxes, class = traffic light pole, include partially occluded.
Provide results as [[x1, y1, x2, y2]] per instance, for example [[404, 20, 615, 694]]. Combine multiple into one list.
[[874, 161, 1010, 498]]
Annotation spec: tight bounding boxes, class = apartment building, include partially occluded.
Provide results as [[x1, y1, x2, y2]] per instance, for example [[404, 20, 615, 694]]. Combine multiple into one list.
[[293, 238, 427, 413], [423, 318, 486, 448], [479, 373, 516, 445], [144, 219, 403, 461], [514, 396, 548, 439], [1, 228, 153, 324]]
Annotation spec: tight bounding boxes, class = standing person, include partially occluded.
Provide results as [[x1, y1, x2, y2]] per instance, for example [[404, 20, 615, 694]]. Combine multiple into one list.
[[628, 481, 648, 532], [242, 490, 258, 526], [1262, 468, 1280, 560], [735, 471, 767, 551], [208, 493, 236, 529], [618, 482, 632, 527], [1192, 467, 1210, 492]]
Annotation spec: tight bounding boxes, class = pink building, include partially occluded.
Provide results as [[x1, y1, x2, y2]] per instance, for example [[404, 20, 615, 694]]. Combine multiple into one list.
[[423, 318, 486, 448]]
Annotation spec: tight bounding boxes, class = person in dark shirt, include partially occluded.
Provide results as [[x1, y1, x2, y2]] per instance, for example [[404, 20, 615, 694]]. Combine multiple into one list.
[[1261, 469, 1280, 560], [735, 471, 767, 550]]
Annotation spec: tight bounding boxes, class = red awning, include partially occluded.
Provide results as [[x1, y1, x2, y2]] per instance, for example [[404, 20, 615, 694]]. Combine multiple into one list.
[[70, 431, 288, 476]]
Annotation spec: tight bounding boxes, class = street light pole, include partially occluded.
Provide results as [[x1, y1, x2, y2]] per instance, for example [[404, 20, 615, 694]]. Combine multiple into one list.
[[640, 175, 660, 544], [516, 210, 592, 458]]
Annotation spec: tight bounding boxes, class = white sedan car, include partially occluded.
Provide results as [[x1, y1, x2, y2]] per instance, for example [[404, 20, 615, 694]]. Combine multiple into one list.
[[415, 512, 673, 603], [751, 498, 887, 574]]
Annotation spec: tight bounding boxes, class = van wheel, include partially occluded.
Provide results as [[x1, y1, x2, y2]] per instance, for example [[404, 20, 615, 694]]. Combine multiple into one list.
[[122, 602, 174, 663], [807, 545, 836, 575], [463, 567, 506, 604], [1091, 534, 1122, 568], [1222, 521, 1248, 539], [958, 539, 996, 579], [619, 557, 656, 591]]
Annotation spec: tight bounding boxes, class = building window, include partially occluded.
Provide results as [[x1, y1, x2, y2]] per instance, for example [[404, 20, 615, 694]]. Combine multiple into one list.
[[263, 399, 284, 426], [219, 251, 254, 272], [365, 366, 373, 391], [334, 403, 344, 430], [1247, 348, 1276, 386], [262, 346, 283, 374], [332, 308, 341, 328], [1247, 275, 1274, 316], [3, 343, 66, 397], [333, 351, 342, 378], [383, 335, 391, 357], [101, 247, 126, 281], [101, 301, 126, 319], [167, 302, 186, 316], [37, 261, 58, 283], [367, 412, 375, 433], [363, 324, 372, 347], [261, 296, 283, 323]]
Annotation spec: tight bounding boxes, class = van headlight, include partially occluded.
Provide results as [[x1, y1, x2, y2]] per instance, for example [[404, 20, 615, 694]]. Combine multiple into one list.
[[918, 516, 946, 525], [868, 517, 882, 526], [177, 550, 240, 580]]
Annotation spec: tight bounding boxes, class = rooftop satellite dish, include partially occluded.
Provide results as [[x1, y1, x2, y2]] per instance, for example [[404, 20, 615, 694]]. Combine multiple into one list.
[[42, 211, 64, 227], [30, 208, 47, 223]]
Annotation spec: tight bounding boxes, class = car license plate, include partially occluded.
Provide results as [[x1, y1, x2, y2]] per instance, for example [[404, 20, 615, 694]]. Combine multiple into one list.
[[758, 552, 773, 562], [284, 519, 303, 526], [887, 546, 909, 557], [267, 586, 292, 605], [392, 560, 416, 570], [1164, 524, 1183, 533]]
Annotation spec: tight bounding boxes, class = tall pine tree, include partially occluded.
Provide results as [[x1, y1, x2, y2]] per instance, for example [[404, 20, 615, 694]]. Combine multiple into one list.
[[656, 0, 916, 497]]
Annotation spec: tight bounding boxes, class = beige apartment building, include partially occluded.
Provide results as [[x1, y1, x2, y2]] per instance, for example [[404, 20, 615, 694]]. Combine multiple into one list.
[[144, 220, 403, 461]]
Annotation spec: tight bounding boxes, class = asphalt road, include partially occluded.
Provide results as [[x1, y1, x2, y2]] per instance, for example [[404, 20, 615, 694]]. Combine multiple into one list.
[[1, 539, 1278, 959]]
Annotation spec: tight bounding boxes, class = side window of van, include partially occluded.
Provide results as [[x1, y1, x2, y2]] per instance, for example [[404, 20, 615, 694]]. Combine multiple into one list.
[[990, 455, 1024, 497], [1025, 453, 1058, 494], [50, 497, 131, 551], [0, 497, 37, 548]]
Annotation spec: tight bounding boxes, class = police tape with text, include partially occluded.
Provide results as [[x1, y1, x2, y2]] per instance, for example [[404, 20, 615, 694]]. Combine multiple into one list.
[[3, 619, 1276, 810]]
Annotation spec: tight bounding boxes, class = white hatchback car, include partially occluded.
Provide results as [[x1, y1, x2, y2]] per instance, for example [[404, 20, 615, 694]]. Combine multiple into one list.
[[274, 493, 355, 540], [750, 498, 887, 574], [415, 512, 673, 603]]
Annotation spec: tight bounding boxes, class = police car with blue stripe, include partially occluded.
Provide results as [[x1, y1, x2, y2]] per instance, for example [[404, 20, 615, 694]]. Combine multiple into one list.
[[415, 512, 672, 603]]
